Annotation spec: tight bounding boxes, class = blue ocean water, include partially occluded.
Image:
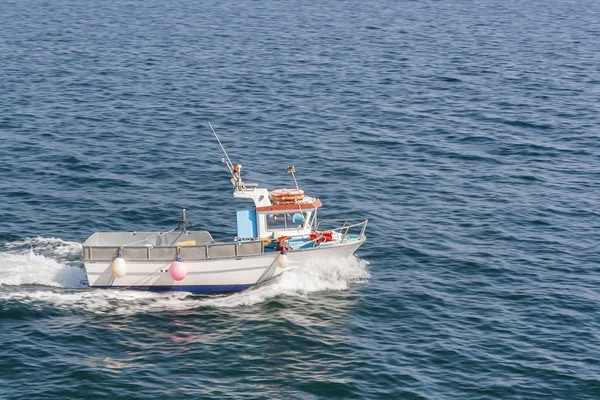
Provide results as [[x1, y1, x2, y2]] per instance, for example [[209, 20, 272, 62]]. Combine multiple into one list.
[[1, 0, 600, 398]]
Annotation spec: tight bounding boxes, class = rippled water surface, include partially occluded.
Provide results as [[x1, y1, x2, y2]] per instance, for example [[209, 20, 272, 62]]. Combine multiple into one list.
[[1, 0, 600, 398]]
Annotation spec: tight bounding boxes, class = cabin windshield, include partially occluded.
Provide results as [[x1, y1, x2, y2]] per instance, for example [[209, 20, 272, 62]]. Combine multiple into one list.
[[266, 212, 312, 231]]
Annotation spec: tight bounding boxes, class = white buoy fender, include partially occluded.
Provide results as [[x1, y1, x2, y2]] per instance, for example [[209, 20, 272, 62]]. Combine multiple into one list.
[[276, 252, 289, 269], [110, 256, 127, 278], [169, 258, 187, 281]]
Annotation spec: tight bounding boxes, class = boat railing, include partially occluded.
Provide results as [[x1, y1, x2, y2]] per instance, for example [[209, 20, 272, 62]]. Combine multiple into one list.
[[240, 183, 260, 190], [315, 218, 368, 243], [83, 240, 265, 262]]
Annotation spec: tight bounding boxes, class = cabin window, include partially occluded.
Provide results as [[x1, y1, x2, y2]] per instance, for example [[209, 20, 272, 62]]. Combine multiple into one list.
[[266, 212, 310, 230], [307, 210, 316, 228]]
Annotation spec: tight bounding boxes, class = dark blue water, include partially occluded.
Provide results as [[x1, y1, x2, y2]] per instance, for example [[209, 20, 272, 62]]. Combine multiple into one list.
[[2, 0, 600, 398]]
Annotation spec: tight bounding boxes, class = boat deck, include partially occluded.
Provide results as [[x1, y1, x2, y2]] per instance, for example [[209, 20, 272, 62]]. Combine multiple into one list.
[[83, 231, 265, 261]]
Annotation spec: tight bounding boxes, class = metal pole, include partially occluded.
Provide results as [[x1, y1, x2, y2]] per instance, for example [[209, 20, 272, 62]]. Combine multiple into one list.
[[208, 122, 234, 170]]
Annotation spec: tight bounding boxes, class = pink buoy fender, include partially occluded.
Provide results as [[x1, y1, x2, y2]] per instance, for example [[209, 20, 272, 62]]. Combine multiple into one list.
[[169, 257, 187, 281]]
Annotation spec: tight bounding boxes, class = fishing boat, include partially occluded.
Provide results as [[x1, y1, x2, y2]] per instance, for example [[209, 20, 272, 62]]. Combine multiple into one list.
[[82, 124, 368, 293]]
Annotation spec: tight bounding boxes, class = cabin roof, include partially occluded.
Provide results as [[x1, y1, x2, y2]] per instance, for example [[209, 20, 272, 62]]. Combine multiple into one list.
[[256, 198, 322, 212]]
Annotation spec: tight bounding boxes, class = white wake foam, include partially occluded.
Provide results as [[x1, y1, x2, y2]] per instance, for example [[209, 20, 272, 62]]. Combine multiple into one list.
[[0, 289, 194, 315], [200, 256, 371, 308], [0, 237, 85, 288], [4, 236, 82, 260]]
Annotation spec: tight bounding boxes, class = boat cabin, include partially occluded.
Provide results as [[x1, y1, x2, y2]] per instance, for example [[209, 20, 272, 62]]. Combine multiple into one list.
[[233, 186, 322, 240], [216, 158, 323, 241]]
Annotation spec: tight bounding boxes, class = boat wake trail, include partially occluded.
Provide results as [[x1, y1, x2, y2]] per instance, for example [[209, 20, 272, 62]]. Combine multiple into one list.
[[0, 237, 85, 288]]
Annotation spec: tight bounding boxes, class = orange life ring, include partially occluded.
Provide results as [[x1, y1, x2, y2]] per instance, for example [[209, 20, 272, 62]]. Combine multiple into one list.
[[270, 189, 304, 204], [271, 188, 304, 197]]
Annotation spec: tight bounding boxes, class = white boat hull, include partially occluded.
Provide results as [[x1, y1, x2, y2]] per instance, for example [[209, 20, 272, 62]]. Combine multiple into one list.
[[82, 232, 366, 294], [273, 238, 366, 277], [85, 253, 280, 293]]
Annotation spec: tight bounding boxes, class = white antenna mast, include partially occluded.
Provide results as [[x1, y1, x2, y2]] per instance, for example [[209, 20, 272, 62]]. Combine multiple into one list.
[[208, 122, 243, 189]]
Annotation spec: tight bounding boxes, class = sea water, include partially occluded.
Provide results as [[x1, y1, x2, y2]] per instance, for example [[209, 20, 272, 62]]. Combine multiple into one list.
[[1, 0, 599, 398]]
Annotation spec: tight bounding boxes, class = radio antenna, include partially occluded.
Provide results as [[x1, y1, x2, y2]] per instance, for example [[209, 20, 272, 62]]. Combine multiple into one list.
[[208, 122, 244, 189], [208, 122, 234, 173]]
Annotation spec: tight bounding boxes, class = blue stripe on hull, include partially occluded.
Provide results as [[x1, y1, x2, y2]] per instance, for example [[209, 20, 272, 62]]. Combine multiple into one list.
[[92, 284, 252, 293]]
